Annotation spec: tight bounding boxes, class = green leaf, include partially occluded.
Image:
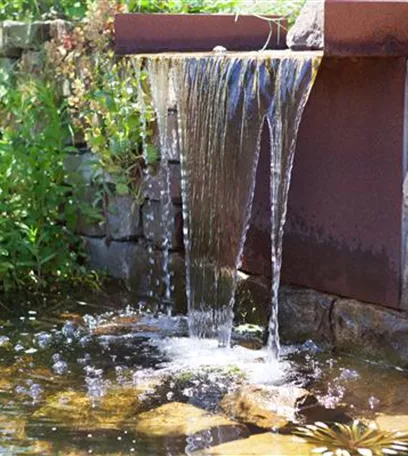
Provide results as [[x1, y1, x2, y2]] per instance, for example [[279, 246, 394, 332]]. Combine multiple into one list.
[[115, 183, 130, 196]]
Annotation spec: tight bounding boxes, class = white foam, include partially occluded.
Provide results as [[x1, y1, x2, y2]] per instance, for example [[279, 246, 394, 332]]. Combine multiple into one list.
[[152, 337, 292, 385]]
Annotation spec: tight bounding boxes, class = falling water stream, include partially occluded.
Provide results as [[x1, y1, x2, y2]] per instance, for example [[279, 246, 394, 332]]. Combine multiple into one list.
[[135, 51, 320, 356]]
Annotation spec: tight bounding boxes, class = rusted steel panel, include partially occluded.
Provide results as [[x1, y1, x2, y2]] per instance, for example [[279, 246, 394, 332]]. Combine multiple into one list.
[[325, 0, 408, 56], [115, 14, 287, 55], [243, 57, 406, 309], [242, 122, 272, 279]]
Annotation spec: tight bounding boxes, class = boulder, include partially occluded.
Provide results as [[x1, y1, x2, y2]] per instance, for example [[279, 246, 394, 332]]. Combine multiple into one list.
[[220, 385, 318, 430], [195, 432, 314, 456], [332, 298, 408, 366], [278, 285, 335, 347], [287, 0, 324, 50]]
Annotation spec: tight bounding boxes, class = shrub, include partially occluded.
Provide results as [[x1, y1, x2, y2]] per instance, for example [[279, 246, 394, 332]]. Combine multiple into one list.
[[0, 65, 94, 294]]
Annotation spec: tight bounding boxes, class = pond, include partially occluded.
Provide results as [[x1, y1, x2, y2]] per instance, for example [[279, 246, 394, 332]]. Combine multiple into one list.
[[1, 288, 408, 455]]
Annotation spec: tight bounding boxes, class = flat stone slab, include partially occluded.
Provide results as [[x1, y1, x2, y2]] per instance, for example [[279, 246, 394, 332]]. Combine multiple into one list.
[[196, 432, 314, 456], [134, 402, 246, 438], [0, 21, 52, 56]]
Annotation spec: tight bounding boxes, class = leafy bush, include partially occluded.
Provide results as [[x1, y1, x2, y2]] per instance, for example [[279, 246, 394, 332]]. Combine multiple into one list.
[[0, 67, 94, 294], [0, 0, 305, 23], [46, 0, 157, 201], [0, 0, 87, 21]]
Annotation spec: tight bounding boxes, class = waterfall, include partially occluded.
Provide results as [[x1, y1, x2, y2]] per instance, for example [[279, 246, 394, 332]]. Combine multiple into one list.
[[134, 52, 320, 356]]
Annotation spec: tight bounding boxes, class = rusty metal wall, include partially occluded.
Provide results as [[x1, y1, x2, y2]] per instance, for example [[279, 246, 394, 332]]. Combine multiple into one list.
[[242, 57, 407, 309], [325, 0, 408, 57], [115, 14, 287, 55]]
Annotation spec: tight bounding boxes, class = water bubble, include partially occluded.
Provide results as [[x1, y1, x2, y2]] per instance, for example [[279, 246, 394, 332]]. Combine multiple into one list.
[[14, 343, 24, 352], [84, 366, 107, 401], [15, 385, 27, 395], [36, 332, 52, 348], [62, 321, 82, 339], [369, 396, 380, 410], [339, 369, 360, 381], [300, 339, 321, 353], [28, 383, 43, 403], [0, 336, 10, 347], [53, 360, 68, 375]]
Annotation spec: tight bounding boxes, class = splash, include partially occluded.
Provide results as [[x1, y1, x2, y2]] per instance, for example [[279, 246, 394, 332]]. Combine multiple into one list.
[[135, 51, 320, 356]]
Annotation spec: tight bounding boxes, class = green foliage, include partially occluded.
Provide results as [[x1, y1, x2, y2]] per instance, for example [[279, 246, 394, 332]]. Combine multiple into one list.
[[0, 0, 305, 24], [126, 0, 305, 24], [46, 0, 157, 202], [0, 0, 87, 21], [127, 0, 239, 13], [0, 67, 94, 293], [295, 421, 408, 456]]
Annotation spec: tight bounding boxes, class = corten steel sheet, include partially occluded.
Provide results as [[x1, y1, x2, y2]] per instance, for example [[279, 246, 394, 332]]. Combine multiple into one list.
[[242, 122, 272, 279], [114, 14, 287, 55], [242, 57, 406, 309], [325, 0, 408, 56]]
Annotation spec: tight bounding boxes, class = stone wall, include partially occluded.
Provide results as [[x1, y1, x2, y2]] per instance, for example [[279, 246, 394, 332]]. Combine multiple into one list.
[[70, 116, 186, 312]]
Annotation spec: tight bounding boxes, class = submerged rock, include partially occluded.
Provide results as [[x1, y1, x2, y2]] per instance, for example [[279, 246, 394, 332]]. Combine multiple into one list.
[[195, 432, 314, 455], [134, 402, 246, 438], [33, 388, 143, 430], [221, 385, 318, 430], [91, 315, 141, 336]]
